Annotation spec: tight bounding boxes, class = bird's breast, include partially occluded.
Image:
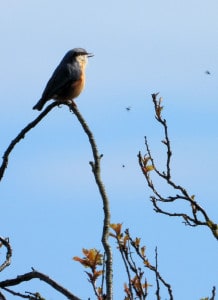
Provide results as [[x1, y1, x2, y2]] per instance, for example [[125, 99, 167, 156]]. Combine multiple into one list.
[[54, 73, 85, 101], [70, 73, 85, 98]]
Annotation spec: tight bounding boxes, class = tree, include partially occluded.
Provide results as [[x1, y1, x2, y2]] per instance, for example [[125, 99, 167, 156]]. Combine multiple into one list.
[[0, 95, 216, 299]]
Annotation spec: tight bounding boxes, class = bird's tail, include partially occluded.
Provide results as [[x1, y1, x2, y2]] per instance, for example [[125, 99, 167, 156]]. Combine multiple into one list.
[[32, 98, 46, 111]]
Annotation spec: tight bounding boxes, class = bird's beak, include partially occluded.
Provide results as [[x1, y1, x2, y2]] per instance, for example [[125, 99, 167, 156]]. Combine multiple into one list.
[[87, 53, 94, 57]]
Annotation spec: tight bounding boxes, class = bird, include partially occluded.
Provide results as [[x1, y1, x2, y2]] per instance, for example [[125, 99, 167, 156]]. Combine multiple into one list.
[[205, 70, 211, 75], [33, 48, 93, 111]]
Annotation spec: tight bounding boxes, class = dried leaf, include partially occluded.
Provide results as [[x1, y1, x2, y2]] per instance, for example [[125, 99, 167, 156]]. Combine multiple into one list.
[[140, 246, 146, 257], [110, 223, 122, 236]]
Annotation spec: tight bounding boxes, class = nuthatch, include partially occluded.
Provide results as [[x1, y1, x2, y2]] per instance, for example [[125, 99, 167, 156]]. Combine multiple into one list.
[[33, 48, 93, 111]]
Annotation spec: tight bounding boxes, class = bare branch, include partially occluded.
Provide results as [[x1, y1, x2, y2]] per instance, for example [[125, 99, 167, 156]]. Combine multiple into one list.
[[0, 99, 113, 298], [151, 93, 172, 180], [138, 93, 218, 240], [0, 102, 58, 181], [0, 237, 12, 272], [210, 286, 216, 300], [1, 287, 31, 299], [0, 291, 6, 300], [64, 102, 113, 299], [154, 247, 160, 300], [126, 230, 173, 300], [110, 224, 173, 299], [0, 270, 81, 300]]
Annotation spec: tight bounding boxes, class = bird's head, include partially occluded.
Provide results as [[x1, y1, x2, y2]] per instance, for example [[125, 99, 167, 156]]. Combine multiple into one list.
[[74, 48, 93, 67], [63, 48, 93, 66], [72, 48, 94, 58]]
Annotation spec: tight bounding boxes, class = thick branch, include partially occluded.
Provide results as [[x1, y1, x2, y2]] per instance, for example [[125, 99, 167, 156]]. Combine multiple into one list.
[[65, 102, 113, 300], [0, 270, 80, 300], [0, 291, 6, 300]]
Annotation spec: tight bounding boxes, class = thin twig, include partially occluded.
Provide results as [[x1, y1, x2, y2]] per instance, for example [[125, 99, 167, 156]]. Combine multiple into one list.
[[118, 244, 134, 298], [0, 102, 58, 181], [85, 270, 101, 300], [210, 286, 216, 300], [126, 240, 145, 299], [126, 231, 174, 300], [154, 247, 160, 300], [138, 93, 218, 240], [0, 237, 12, 272], [151, 93, 172, 179], [114, 230, 135, 299], [1, 287, 30, 299]]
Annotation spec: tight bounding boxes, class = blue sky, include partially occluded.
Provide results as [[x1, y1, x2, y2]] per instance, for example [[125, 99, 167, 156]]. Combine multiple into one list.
[[0, 1, 218, 299]]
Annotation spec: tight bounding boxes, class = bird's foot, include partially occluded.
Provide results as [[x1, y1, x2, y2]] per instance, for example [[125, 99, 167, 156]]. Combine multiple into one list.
[[67, 99, 77, 107]]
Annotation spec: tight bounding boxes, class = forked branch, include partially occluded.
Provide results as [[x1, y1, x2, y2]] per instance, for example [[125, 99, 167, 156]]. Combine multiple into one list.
[[0, 101, 112, 299], [138, 93, 218, 240], [0, 270, 80, 300]]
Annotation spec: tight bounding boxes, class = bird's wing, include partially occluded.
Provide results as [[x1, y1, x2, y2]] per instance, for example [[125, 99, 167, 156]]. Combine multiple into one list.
[[41, 63, 81, 100]]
